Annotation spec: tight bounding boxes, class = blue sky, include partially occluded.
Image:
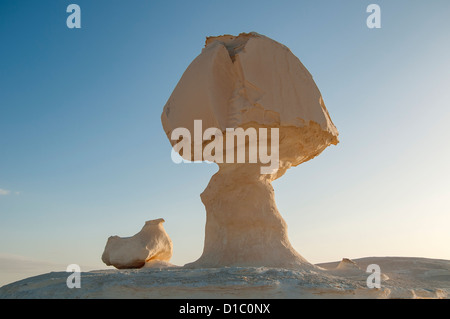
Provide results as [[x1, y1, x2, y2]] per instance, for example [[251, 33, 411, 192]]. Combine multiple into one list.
[[1, 1, 450, 284]]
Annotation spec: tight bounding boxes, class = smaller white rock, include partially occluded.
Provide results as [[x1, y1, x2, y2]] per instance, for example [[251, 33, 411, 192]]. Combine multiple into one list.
[[101, 218, 173, 269], [336, 258, 361, 272]]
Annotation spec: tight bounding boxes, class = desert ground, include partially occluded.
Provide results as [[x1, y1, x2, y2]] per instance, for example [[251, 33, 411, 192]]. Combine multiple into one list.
[[1, 256, 449, 299]]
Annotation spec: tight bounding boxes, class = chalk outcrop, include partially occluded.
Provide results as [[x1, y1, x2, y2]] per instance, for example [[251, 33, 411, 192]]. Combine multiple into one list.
[[324, 258, 390, 282], [162, 32, 339, 268], [101, 218, 173, 269], [337, 258, 362, 271]]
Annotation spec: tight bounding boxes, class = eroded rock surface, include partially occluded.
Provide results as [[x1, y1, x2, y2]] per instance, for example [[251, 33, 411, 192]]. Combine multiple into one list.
[[102, 218, 173, 269]]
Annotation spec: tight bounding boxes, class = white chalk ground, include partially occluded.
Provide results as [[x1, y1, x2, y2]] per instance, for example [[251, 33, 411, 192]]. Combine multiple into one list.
[[0, 254, 100, 289], [0, 257, 449, 299]]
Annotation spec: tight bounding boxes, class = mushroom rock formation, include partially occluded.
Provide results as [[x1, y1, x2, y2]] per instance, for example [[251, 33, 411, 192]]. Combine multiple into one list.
[[102, 218, 173, 269], [161, 32, 339, 268]]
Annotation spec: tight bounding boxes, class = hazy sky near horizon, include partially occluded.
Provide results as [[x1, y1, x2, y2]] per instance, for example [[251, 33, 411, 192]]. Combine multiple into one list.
[[1, 0, 450, 284]]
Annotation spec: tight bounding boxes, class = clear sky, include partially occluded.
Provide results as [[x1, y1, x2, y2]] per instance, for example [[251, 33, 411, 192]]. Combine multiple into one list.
[[1, 0, 450, 285]]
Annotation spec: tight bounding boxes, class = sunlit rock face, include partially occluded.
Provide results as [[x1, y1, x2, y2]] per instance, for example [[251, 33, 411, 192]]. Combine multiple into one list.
[[161, 32, 339, 268], [102, 218, 173, 269]]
